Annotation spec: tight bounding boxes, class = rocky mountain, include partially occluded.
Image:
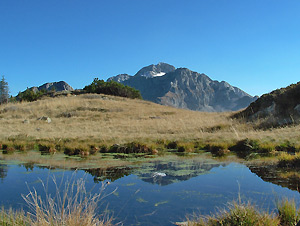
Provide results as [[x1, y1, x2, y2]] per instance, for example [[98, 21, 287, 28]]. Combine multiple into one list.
[[233, 82, 300, 127], [107, 74, 131, 83], [30, 81, 74, 93], [135, 62, 176, 78], [108, 63, 257, 112]]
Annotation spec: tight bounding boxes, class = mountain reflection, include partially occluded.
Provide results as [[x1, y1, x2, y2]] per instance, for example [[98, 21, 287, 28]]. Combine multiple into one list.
[[134, 159, 226, 186], [84, 158, 226, 185]]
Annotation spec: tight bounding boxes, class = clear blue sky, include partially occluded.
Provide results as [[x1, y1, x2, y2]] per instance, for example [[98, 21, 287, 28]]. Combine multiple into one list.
[[1, 0, 300, 96]]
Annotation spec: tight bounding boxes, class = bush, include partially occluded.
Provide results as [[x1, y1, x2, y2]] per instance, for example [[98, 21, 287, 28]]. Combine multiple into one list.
[[17, 88, 47, 102], [84, 78, 142, 99]]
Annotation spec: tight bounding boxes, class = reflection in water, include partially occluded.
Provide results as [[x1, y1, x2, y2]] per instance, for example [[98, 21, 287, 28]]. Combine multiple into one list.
[[85, 166, 134, 182], [134, 158, 227, 186], [249, 164, 300, 192], [1, 156, 300, 226], [20, 162, 35, 171], [82, 157, 226, 186], [0, 163, 8, 181]]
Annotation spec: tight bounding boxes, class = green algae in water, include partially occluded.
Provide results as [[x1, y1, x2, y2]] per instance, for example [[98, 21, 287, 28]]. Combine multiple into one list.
[[136, 197, 148, 203], [125, 183, 136, 186], [154, 200, 169, 207]]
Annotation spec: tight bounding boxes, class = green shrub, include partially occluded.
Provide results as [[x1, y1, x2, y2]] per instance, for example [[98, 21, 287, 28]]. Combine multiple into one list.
[[84, 78, 142, 99], [17, 88, 47, 102]]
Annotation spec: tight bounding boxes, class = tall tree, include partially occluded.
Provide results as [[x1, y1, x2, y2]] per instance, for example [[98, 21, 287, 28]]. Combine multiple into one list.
[[0, 75, 9, 104]]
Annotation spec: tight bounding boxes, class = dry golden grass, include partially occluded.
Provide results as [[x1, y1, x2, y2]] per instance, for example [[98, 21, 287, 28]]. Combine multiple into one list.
[[0, 94, 300, 146]]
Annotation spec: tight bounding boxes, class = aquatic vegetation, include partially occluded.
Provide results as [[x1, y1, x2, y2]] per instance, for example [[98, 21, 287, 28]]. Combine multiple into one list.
[[278, 152, 300, 168], [154, 200, 168, 207], [184, 198, 300, 226], [22, 174, 114, 226], [108, 142, 153, 154], [185, 201, 280, 226], [136, 197, 148, 203], [276, 141, 297, 153], [0, 175, 114, 226], [38, 143, 57, 154], [229, 139, 260, 158], [204, 143, 230, 157], [166, 141, 178, 149]]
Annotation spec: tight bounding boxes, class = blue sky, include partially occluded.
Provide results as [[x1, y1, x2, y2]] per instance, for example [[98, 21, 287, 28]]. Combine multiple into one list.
[[1, 0, 300, 96]]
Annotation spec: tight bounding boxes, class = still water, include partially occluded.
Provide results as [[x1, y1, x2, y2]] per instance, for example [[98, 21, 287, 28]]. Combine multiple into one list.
[[0, 155, 300, 226]]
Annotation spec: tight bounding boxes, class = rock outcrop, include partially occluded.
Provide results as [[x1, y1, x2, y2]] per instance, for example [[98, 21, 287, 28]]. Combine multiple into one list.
[[108, 63, 257, 112], [31, 81, 74, 93], [233, 82, 300, 127]]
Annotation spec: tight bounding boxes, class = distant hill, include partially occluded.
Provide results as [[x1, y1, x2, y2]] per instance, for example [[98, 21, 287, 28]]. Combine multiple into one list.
[[108, 63, 257, 112], [233, 82, 300, 127]]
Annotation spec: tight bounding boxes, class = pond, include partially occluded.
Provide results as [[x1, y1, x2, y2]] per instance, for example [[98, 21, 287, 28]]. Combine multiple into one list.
[[0, 154, 300, 226]]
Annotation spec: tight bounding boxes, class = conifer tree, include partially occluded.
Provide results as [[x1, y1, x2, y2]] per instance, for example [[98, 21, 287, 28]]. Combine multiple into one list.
[[0, 75, 9, 104]]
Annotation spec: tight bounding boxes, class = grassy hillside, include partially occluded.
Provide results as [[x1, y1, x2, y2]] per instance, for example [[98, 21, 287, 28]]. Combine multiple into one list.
[[0, 93, 300, 147], [234, 82, 300, 128]]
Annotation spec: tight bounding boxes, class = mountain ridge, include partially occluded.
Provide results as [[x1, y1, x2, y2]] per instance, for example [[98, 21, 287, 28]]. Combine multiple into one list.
[[108, 63, 257, 112]]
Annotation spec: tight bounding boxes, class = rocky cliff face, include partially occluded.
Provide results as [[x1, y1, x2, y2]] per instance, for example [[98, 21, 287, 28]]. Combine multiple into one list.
[[31, 81, 74, 93], [233, 82, 300, 127], [108, 63, 257, 112]]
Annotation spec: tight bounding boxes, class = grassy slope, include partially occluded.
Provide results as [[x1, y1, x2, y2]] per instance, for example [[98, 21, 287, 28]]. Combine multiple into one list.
[[0, 93, 300, 146]]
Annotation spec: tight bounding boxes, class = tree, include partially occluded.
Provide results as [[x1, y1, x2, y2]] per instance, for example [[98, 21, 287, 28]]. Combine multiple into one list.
[[0, 75, 9, 104]]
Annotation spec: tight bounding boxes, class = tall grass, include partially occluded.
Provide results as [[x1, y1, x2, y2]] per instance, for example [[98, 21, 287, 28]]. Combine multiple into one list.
[[276, 199, 300, 226], [22, 174, 114, 226], [185, 199, 300, 226], [0, 174, 114, 226], [0, 207, 30, 225]]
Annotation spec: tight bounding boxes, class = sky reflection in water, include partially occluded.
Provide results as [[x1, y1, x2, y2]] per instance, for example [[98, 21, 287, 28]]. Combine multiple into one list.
[[0, 157, 300, 226]]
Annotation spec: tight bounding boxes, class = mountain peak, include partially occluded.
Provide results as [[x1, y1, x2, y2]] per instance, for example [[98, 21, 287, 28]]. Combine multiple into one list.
[[107, 63, 256, 112], [135, 62, 176, 78]]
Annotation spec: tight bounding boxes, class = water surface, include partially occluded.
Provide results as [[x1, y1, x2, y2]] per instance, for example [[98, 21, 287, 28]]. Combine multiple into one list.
[[0, 155, 299, 226]]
